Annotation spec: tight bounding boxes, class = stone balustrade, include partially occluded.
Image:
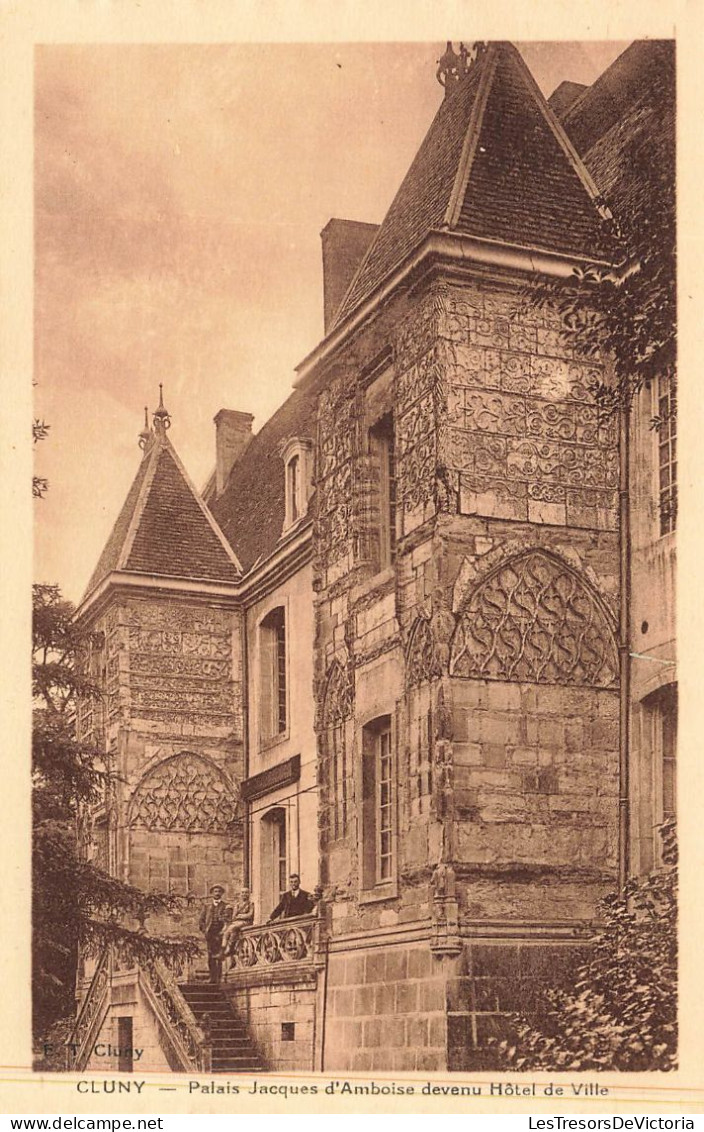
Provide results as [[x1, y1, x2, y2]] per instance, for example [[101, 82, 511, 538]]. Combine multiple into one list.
[[228, 915, 317, 972]]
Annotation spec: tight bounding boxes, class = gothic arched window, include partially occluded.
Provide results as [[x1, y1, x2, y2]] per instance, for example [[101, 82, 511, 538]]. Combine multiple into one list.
[[128, 752, 237, 833], [449, 550, 618, 687]]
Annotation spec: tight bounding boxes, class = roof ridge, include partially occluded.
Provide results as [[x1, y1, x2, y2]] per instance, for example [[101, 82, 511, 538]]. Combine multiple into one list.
[[503, 43, 611, 220], [444, 44, 500, 228], [117, 436, 162, 571]]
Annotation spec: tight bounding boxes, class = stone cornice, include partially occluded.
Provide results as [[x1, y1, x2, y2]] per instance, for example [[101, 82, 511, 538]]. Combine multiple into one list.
[[294, 229, 621, 391]]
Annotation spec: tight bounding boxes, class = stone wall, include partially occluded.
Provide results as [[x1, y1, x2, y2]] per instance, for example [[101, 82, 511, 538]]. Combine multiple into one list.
[[446, 940, 587, 1071], [311, 268, 620, 937], [78, 590, 247, 935], [227, 973, 316, 1072], [83, 978, 174, 1074], [323, 941, 447, 1072]]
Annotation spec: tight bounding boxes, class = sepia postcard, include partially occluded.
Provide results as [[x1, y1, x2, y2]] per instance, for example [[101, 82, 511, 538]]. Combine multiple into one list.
[[2, 0, 703, 1117]]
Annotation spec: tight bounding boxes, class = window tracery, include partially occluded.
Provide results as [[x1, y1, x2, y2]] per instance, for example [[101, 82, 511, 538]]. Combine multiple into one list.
[[129, 752, 238, 833], [449, 550, 618, 687]]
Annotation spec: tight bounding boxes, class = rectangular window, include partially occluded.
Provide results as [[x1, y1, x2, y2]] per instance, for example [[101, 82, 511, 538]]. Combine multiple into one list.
[[377, 727, 393, 881], [370, 414, 396, 570], [147, 850, 200, 896], [259, 607, 287, 742], [657, 374, 677, 535], [661, 688, 677, 820], [362, 716, 394, 889]]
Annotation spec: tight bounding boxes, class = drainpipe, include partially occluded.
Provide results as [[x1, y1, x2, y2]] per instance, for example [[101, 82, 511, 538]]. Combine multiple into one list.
[[618, 398, 631, 889], [241, 610, 251, 890]]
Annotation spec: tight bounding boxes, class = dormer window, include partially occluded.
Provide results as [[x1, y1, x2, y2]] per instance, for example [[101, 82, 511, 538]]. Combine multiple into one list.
[[281, 438, 312, 531]]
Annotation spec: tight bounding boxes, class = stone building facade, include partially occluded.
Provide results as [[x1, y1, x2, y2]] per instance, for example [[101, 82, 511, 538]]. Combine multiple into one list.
[[71, 40, 675, 1074]]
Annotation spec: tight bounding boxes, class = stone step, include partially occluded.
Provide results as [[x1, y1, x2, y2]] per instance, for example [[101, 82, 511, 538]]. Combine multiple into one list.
[[178, 980, 264, 1074], [212, 1055, 264, 1064], [211, 1037, 255, 1048]]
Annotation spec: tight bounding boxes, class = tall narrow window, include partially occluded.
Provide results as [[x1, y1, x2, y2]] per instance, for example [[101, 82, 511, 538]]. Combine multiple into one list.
[[362, 716, 394, 889], [322, 662, 352, 843], [660, 686, 677, 820], [282, 439, 312, 530], [276, 810, 287, 899], [332, 716, 347, 838], [377, 726, 393, 881], [288, 455, 300, 523], [657, 374, 677, 535], [259, 607, 287, 742], [261, 807, 287, 913], [370, 414, 396, 569]]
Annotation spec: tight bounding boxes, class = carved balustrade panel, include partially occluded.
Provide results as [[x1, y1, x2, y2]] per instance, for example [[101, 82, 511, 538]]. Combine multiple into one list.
[[129, 752, 238, 833], [142, 960, 208, 1071], [229, 918, 315, 972], [449, 550, 618, 688]]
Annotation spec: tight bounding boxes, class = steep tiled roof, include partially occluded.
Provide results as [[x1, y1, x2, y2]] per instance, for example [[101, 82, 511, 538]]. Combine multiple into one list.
[[548, 80, 588, 119], [84, 450, 154, 599], [82, 428, 241, 601], [209, 387, 317, 573], [561, 40, 675, 223], [334, 42, 615, 328], [562, 41, 673, 160], [455, 46, 614, 260]]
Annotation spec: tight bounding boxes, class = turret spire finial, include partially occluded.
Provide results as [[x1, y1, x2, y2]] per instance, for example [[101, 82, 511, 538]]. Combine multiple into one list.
[[436, 41, 485, 98], [138, 405, 152, 451], [153, 383, 171, 435]]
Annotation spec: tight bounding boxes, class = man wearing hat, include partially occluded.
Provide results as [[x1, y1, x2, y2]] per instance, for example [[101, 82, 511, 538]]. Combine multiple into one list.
[[199, 884, 233, 983]]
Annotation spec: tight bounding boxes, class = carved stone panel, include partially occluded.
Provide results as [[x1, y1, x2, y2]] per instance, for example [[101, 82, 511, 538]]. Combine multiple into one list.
[[449, 550, 618, 687], [316, 380, 356, 566], [125, 600, 239, 723], [405, 617, 441, 686], [321, 661, 353, 725], [129, 752, 238, 833]]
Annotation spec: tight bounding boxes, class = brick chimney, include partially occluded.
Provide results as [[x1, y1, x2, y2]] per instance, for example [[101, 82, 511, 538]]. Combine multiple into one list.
[[214, 409, 254, 497], [320, 218, 379, 332]]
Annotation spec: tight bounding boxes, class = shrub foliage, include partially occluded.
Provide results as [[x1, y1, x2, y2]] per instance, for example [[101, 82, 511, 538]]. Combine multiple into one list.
[[496, 821, 677, 1072]]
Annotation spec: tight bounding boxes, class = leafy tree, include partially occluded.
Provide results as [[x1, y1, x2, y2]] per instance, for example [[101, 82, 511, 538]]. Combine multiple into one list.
[[526, 50, 675, 418], [494, 821, 677, 1072], [32, 584, 199, 1048]]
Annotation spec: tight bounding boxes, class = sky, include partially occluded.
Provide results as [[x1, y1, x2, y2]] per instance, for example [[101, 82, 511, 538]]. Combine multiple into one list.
[[34, 40, 631, 603]]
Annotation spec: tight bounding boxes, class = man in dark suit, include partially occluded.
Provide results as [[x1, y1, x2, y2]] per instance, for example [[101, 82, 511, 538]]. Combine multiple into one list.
[[199, 884, 232, 983], [268, 874, 315, 922]]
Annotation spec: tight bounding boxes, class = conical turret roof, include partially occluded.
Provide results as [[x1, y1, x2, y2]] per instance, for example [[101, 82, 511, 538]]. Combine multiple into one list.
[[333, 42, 616, 328], [82, 419, 241, 603]]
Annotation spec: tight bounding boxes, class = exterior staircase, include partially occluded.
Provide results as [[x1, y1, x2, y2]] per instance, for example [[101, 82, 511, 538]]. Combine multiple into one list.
[[179, 983, 264, 1073]]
